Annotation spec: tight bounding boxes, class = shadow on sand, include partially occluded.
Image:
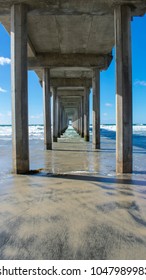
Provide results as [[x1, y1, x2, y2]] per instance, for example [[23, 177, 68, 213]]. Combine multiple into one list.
[[29, 171, 146, 187]]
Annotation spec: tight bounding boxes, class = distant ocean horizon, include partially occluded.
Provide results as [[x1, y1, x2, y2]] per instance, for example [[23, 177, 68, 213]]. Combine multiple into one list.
[[0, 123, 146, 126], [0, 124, 146, 143]]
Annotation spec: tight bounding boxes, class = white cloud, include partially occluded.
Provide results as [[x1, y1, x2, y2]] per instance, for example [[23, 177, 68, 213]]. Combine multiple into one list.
[[0, 56, 11, 66], [0, 87, 7, 93], [30, 114, 43, 119], [134, 80, 146, 87], [7, 111, 11, 117], [0, 112, 12, 124], [105, 103, 112, 107]]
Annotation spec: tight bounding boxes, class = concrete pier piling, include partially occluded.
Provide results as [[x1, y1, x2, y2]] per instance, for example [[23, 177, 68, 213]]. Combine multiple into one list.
[[92, 68, 100, 149], [11, 4, 29, 174], [42, 68, 52, 150], [114, 5, 132, 173], [53, 88, 58, 142], [84, 87, 90, 142]]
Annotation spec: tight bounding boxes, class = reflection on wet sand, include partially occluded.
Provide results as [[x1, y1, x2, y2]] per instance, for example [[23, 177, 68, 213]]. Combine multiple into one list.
[[0, 128, 146, 259]]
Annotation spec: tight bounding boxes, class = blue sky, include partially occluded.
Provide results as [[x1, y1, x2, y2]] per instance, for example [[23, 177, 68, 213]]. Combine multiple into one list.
[[0, 14, 146, 125]]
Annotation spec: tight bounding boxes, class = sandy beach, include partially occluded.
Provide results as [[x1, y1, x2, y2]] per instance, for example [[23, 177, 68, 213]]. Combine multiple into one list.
[[0, 128, 146, 259]]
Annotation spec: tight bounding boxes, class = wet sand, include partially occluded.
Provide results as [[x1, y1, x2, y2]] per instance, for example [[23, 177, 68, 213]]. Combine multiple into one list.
[[0, 128, 146, 259]]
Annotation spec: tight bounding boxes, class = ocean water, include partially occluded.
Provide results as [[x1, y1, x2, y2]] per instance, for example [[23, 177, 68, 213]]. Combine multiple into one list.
[[0, 125, 44, 141], [1, 124, 146, 140], [0, 124, 146, 180]]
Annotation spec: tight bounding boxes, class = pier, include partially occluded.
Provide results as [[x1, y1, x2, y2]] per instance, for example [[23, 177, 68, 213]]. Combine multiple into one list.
[[1, 1, 146, 260], [0, 0, 146, 174]]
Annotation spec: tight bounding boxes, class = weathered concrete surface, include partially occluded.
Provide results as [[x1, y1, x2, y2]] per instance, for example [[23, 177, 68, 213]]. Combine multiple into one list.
[[115, 5, 132, 173], [0, 1, 146, 15], [1, 0, 114, 103], [52, 88, 58, 142], [11, 4, 29, 174], [84, 87, 90, 141], [57, 89, 85, 96], [49, 78, 92, 88], [28, 53, 112, 69], [92, 69, 100, 149], [1, 1, 145, 54], [42, 68, 52, 150]]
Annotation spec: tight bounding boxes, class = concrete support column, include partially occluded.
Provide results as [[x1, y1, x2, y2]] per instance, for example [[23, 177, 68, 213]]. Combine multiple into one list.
[[79, 101, 82, 136], [61, 106, 63, 134], [53, 87, 58, 142], [81, 96, 84, 138], [11, 4, 29, 174], [56, 96, 59, 138], [58, 97, 61, 138], [73, 112, 77, 131], [42, 68, 52, 150], [74, 114, 77, 131], [73, 115, 75, 129], [84, 87, 90, 141], [76, 112, 78, 132], [74, 112, 76, 130], [60, 105, 62, 135], [115, 5, 132, 173], [92, 68, 100, 149], [65, 113, 67, 130], [62, 110, 67, 132], [77, 106, 79, 134]]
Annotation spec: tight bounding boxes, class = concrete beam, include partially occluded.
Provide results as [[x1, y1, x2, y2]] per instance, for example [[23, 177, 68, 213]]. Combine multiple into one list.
[[29, 9, 110, 16], [0, 1, 145, 17], [65, 106, 79, 110], [64, 105, 79, 108], [61, 102, 80, 107], [50, 78, 92, 88], [39, 78, 92, 88], [58, 87, 85, 91], [57, 90, 84, 96], [60, 96, 82, 99], [28, 35, 37, 57], [28, 53, 112, 69]]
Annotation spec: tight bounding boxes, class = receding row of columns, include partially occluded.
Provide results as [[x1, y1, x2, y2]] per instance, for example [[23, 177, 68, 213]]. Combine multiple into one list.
[[10, 3, 132, 174], [72, 89, 90, 141]]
